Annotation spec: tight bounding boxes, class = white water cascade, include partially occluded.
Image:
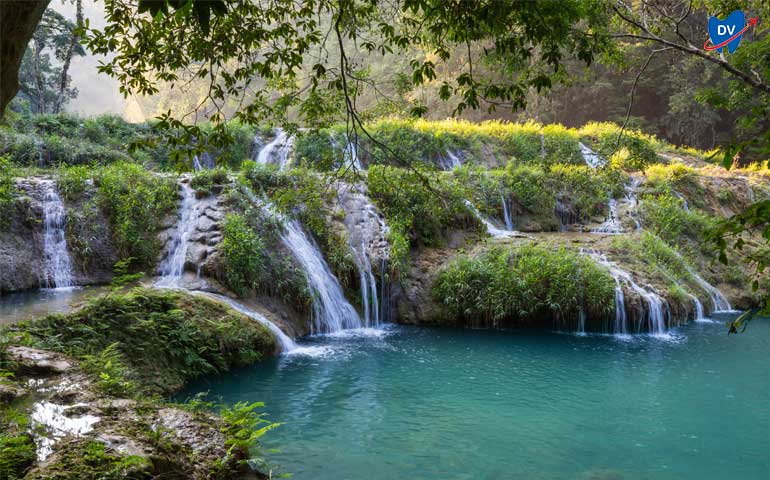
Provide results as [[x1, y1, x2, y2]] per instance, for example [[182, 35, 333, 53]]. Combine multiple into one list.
[[684, 263, 732, 313], [41, 181, 76, 289], [584, 250, 669, 335], [281, 219, 363, 334], [501, 193, 514, 231], [330, 133, 363, 171], [464, 200, 526, 239], [438, 149, 463, 170], [579, 142, 605, 169], [156, 181, 297, 352], [255, 129, 294, 170], [156, 181, 201, 287], [591, 198, 623, 234], [540, 134, 546, 158], [192, 152, 215, 171]]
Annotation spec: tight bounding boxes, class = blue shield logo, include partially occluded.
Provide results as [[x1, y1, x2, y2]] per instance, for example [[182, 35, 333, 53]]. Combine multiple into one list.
[[708, 10, 746, 54]]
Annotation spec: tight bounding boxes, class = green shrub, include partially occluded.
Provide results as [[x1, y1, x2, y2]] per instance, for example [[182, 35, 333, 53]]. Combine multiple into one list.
[[640, 192, 709, 244], [433, 244, 615, 329], [191, 167, 229, 194], [367, 164, 474, 271], [81, 342, 136, 397], [581, 122, 660, 171], [0, 156, 16, 227], [220, 402, 279, 469], [0, 408, 35, 479], [94, 162, 177, 267], [56, 165, 91, 201], [221, 214, 268, 296]]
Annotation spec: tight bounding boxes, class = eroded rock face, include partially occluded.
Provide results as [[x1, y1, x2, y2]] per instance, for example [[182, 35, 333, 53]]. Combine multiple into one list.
[[155, 175, 227, 291], [3, 346, 252, 479], [333, 182, 390, 269]]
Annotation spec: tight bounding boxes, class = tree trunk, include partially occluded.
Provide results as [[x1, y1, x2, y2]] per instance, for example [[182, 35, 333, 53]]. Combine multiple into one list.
[[53, 0, 83, 114], [31, 34, 46, 114], [0, 0, 51, 117]]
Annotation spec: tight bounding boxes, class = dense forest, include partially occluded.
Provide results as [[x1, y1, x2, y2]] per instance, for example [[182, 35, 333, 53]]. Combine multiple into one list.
[[1, 1, 769, 479]]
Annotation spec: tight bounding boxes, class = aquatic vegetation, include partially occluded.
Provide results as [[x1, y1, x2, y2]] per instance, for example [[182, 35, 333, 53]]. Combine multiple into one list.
[[433, 244, 615, 328]]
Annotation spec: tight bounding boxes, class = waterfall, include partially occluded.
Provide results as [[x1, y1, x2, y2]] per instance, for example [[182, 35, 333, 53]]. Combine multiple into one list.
[[583, 249, 669, 335], [624, 178, 642, 231], [438, 149, 462, 170], [192, 152, 215, 171], [591, 198, 624, 234], [357, 237, 380, 327], [686, 293, 705, 321], [330, 133, 363, 171], [156, 181, 201, 287], [255, 129, 294, 169], [194, 292, 297, 352], [501, 193, 514, 230], [41, 181, 75, 289], [465, 200, 521, 238], [686, 265, 732, 312], [577, 308, 587, 336], [672, 190, 690, 211], [579, 142, 605, 168], [280, 219, 362, 334], [540, 134, 546, 158]]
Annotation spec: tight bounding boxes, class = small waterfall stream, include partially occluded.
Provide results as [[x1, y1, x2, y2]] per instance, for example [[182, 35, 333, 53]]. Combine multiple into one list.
[[281, 219, 362, 334], [41, 181, 75, 289], [583, 250, 669, 335], [156, 181, 201, 287], [579, 142, 605, 168], [500, 193, 514, 231], [465, 200, 523, 238], [192, 152, 215, 171], [255, 129, 294, 169], [438, 150, 462, 170]]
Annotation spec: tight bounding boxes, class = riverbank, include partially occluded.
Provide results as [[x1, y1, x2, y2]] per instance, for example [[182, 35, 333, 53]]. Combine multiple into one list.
[[0, 288, 277, 479]]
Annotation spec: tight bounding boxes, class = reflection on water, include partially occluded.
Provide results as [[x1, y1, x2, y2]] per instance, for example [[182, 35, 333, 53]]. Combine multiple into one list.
[[0, 287, 106, 324], [180, 314, 770, 480]]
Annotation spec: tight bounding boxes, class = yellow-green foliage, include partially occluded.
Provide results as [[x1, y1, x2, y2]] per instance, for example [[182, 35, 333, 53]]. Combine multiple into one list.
[[640, 192, 710, 244], [580, 122, 661, 171], [645, 162, 697, 188], [433, 244, 615, 328], [296, 119, 595, 170]]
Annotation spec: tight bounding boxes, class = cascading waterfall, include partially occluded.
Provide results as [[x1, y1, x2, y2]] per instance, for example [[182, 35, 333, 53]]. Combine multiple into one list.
[[330, 133, 363, 170], [465, 200, 522, 238], [195, 291, 297, 352], [41, 181, 76, 289], [156, 181, 201, 287], [192, 152, 215, 171], [255, 129, 294, 169], [673, 190, 690, 211], [591, 198, 623, 234], [500, 193, 514, 231], [686, 293, 705, 321], [438, 149, 462, 170], [579, 142, 605, 169], [280, 219, 362, 334], [156, 180, 297, 352], [357, 238, 380, 327], [583, 249, 669, 335], [685, 264, 731, 313]]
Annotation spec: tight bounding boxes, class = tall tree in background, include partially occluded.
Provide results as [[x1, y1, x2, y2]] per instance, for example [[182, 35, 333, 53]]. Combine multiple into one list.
[[16, 6, 85, 114]]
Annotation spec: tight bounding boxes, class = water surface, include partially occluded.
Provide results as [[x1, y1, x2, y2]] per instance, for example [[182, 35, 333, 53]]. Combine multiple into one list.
[[0, 287, 105, 324], [183, 317, 770, 480]]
